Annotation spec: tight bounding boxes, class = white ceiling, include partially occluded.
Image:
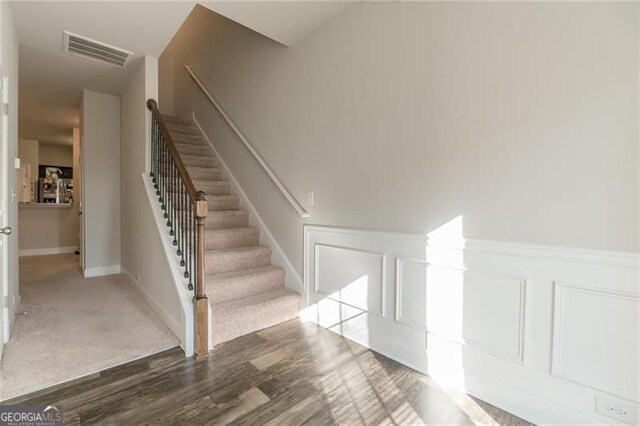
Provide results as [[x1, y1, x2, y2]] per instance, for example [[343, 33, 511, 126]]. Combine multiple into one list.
[[10, 1, 350, 146], [201, 2, 351, 47], [11, 1, 196, 145]]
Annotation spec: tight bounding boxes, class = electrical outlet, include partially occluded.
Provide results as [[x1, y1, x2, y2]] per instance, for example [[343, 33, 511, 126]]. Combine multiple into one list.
[[595, 394, 638, 423], [306, 191, 314, 207]]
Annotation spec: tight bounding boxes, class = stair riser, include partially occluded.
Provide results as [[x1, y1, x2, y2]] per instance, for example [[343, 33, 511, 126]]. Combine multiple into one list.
[[206, 197, 240, 211], [205, 229, 259, 250], [211, 299, 299, 346], [205, 250, 271, 275], [187, 168, 223, 180], [168, 183, 230, 196], [208, 269, 284, 303], [181, 156, 218, 168], [166, 124, 200, 135], [195, 182, 231, 195], [205, 213, 249, 229], [176, 145, 212, 156], [162, 116, 193, 126]]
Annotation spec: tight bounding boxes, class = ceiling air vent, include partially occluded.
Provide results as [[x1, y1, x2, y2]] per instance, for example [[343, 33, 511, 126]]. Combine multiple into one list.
[[63, 31, 133, 68]]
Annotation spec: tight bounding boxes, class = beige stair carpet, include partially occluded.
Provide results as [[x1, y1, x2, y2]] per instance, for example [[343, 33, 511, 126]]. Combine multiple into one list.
[[163, 114, 300, 347]]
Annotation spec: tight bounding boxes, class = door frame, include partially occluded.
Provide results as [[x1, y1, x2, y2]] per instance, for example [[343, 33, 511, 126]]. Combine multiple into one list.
[[0, 66, 10, 354]]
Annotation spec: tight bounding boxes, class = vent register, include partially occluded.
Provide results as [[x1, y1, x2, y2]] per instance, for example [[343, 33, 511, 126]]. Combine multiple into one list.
[[62, 31, 133, 68]]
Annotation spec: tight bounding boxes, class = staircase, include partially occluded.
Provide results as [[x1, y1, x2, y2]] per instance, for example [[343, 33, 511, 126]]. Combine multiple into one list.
[[161, 114, 300, 347]]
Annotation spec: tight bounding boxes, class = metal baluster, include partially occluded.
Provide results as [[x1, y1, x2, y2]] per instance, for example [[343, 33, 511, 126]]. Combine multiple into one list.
[[171, 163, 177, 246]]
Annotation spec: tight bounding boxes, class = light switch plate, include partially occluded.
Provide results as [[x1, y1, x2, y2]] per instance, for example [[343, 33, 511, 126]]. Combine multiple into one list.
[[14, 158, 20, 169]]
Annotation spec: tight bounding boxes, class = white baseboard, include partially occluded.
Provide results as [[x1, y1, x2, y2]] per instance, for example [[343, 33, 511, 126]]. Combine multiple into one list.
[[192, 113, 303, 293], [83, 264, 121, 278], [464, 368, 607, 425], [121, 267, 181, 340], [19, 246, 77, 257]]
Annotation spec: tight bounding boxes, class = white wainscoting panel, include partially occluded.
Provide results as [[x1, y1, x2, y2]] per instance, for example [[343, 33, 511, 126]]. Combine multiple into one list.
[[302, 224, 639, 425], [395, 258, 428, 331], [552, 282, 639, 401], [462, 271, 526, 363], [314, 244, 385, 316]]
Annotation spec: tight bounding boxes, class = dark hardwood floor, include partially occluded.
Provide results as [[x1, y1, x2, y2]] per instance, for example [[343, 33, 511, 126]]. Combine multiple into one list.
[[5, 319, 530, 425]]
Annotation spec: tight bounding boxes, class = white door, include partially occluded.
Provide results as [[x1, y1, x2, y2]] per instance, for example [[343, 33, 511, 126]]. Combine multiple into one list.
[[0, 70, 9, 360]]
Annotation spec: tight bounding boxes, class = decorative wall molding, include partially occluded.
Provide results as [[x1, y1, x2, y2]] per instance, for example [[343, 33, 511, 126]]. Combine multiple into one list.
[[551, 281, 640, 402], [465, 239, 638, 269], [395, 257, 428, 331], [394, 256, 527, 363], [314, 243, 386, 316], [461, 269, 527, 364], [19, 246, 77, 257], [303, 224, 639, 424]]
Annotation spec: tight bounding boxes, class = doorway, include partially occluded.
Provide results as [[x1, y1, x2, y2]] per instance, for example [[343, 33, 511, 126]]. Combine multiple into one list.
[[0, 69, 11, 360]]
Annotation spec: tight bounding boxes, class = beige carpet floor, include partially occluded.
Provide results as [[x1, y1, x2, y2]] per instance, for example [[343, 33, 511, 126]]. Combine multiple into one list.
[[0, 254, 179, 401]]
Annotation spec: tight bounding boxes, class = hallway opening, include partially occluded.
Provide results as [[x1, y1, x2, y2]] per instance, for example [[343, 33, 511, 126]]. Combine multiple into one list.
[[0, 254, 178, 401]]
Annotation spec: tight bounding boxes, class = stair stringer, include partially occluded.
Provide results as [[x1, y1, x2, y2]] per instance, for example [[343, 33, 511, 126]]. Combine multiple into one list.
[[191, 112, 304, 295], [141, 173, 204, 356]]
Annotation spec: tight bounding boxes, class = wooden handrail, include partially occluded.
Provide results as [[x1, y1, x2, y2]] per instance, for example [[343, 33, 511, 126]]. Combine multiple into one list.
[[147, 98, 208, 357], [147, 99, 203, 205], [184, 65, 310, 218]]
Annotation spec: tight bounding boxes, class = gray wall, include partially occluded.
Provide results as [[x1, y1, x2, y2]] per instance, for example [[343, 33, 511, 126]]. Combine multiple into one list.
[[38, 144, 72, 167], [18, 206, 78, 252], [81, 90, 121, 272], [160, 3, 638, 281]]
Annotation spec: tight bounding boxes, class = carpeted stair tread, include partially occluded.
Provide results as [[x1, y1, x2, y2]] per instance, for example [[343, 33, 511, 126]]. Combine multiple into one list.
[[185, 166, 223, 181], [204, 194, 240, 211], [165, 122, 200, 135], [206, 210, 248, 228], [174, 143, 212, 157], [204, 227, 259, 249], [160, 112, 301, 349], [161, 114, 193, 126], [180, 154, 218, 168], [205, 265, 285, 303], [193, 180, 231, 196], [204, 245, 272, 275], [172, 136, 205, 146], [210, 289, 300, 345]]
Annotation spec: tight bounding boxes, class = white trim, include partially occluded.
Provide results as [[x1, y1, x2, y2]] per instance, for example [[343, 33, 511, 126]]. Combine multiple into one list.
[[192, 113, 303, 293], [464, 367, 610, 425], [303, 224, 639, 269], [303, 224, 639, 424], [313, 243, 386, 316], [83, 264, 121, 278], [465, 239, 638, 269], [121, 267, 182, 341], [19, 246, 77, 257], [185, 65, 309, 218]]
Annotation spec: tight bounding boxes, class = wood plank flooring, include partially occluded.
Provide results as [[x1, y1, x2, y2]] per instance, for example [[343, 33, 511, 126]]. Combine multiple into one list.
[[4, 319, 531, 425]]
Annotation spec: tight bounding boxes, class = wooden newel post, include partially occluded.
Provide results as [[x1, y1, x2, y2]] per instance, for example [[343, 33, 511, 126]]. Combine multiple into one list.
[[194, 191, 208, 357]]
